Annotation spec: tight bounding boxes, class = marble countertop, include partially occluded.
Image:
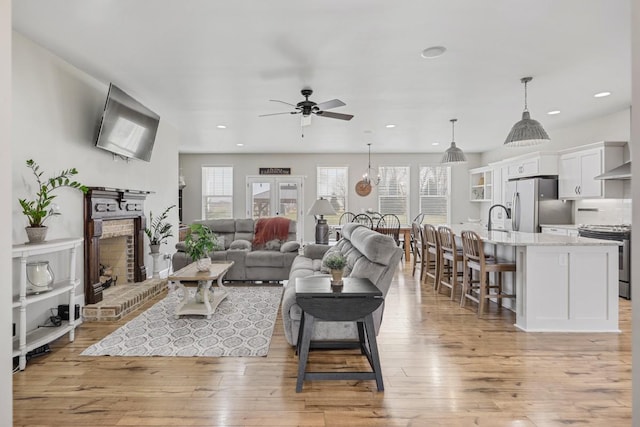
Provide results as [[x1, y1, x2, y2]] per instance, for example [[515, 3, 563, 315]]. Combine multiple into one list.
[[539, 224, 579, 230], [446, 223, 619, 247]]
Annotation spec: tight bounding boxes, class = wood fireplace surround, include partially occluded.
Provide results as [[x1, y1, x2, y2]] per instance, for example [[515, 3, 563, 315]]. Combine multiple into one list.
[[84, 187, 152, 304]]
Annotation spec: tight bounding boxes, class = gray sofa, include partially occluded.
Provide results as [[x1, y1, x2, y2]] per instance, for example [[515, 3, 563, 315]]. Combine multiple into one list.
[[281, 222, 404, 346], [172, 218, 299, 282]]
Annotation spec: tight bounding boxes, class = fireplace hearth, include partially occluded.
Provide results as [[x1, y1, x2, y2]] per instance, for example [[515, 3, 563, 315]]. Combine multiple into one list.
[[84, 187, 152, 304]]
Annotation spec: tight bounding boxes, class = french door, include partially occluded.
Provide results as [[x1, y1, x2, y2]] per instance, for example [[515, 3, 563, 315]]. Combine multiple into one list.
[[246, 176, 304, 238]]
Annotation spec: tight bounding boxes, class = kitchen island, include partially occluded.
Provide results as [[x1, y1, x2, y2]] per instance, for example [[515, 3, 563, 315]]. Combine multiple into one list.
[[447, 224, 620, 332]]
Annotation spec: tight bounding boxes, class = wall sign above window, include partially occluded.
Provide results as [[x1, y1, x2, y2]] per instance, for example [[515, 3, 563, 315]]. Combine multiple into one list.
[[259, 167, 291, 175]]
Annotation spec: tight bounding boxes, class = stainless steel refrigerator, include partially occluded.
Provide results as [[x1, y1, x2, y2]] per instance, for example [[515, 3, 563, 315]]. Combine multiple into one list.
[[504, 177, 572, 232]]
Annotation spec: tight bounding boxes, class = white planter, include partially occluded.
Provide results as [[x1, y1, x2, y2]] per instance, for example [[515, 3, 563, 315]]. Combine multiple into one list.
[[196, 257, 211, 272]]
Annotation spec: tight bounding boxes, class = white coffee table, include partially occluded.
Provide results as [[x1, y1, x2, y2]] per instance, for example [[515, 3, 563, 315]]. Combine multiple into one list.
[[168, 261, 234, 319]]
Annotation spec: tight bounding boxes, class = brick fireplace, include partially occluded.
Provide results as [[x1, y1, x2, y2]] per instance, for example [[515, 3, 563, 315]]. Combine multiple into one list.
[[84, 187, 151, 304]]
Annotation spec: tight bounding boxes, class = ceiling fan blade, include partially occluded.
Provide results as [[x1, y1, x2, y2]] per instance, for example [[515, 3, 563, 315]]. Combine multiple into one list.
[[259, 111, 298, 117], [315, 99, 346, 111], [269, 99, 297, 108], [301, 115, 312, 127], [315, 111, 354, 121]]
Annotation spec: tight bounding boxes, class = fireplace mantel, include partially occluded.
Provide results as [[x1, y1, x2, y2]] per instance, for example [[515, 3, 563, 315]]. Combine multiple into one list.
[[84, 187, 153, 304]]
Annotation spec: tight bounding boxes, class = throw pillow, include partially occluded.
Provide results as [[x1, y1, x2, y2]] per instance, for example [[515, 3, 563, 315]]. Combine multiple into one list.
[[229, 239, 252, 250], [280, 241, 301, 253], [265, 239, 282, 251]]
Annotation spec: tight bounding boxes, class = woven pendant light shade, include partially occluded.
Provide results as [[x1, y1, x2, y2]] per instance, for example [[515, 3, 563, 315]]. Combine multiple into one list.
[[441, 118, 467, 164], [504, 77, 550, 147]]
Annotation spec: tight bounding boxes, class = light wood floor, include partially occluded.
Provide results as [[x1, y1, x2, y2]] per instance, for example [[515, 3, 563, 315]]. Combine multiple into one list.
[[13, 261, 632, 426]]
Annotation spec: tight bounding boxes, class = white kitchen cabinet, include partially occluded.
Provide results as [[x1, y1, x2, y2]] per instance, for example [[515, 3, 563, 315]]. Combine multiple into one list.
[[12, 238, 83, 370], [469, 167, 492, 202], [505, 152, 558, 180], [558, 142, 624, 199]]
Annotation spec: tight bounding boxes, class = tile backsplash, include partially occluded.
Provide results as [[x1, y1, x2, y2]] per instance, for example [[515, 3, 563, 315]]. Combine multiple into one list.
[[574, 199, 632, 225]]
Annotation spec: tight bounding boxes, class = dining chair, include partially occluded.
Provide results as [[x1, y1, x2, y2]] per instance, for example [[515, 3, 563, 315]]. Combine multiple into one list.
[[338, 212, 356, 225], [411, 221, 426, 280], [376, 214, 401, 247], [352, 213, 374, 229], [423, 224, 442, 289], [437, 226, 465, 300], [460, 230, 516, 316]]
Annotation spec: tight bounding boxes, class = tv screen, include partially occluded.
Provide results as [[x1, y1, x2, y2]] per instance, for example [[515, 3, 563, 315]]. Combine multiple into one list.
[[95, 83, 160, 162]]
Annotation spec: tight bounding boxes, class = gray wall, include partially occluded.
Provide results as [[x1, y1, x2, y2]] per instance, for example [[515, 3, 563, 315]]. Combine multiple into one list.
[[179, 152, 483, 242]]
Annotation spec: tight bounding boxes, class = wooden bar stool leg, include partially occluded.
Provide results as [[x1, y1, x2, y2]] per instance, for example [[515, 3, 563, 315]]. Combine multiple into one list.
[[478, 271, 488, 316], [460, 262, 468, 308]]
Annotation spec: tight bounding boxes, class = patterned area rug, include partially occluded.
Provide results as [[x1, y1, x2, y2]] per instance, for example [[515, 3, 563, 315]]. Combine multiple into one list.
[[81, 286, 283, 357]]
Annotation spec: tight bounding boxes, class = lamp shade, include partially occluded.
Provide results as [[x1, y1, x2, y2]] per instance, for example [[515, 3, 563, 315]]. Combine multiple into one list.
[[307, 197, 337, 217], [441, 142, 467, 164], [504, 111, 550, 147]]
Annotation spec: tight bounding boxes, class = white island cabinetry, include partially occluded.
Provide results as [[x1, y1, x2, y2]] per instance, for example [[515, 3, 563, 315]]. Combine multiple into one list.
[[12, 238, 83, 370], [448, 225, 619, 332]]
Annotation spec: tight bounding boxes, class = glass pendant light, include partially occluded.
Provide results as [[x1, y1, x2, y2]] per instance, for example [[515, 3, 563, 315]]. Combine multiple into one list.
[[504, 76, 550, 147], [441, 118, 467, 164]]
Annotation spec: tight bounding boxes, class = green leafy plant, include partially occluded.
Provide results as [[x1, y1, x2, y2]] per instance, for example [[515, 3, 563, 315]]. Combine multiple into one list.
[[323, 252, 347, 270], [184, 223, 221, 261], [18, 159, 88, 227], [144, 205, 176, 246]]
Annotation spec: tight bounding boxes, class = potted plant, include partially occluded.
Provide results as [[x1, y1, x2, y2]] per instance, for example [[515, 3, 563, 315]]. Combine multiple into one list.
[[323, 252, 347, 285], [144, 205, 176, 253], [18, 159, 88, 243], [184, 223, 220, 271]]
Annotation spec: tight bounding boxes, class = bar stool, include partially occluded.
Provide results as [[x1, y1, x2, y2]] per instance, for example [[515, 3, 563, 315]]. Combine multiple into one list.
[[423, 224, 441, 289], [411, 222, 426, 280], [437, 226, 464, 300], [460, 230, 516, 316]]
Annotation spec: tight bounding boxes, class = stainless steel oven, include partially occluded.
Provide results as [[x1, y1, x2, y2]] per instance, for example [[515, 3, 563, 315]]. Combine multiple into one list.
[[578, 225, 631, 299]]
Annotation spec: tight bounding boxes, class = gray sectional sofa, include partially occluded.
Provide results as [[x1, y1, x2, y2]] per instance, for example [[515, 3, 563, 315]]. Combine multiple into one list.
[[281, 222, 404, 346], [172, 218, 300, 282]]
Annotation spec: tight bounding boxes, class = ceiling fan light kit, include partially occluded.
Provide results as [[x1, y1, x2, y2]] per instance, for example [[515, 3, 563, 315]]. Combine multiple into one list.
[[504, 76, 550, 147], [441, 118, 467, 164], [259, 88, 354, 127]]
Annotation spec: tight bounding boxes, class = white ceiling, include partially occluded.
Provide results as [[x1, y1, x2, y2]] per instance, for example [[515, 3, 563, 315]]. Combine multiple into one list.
[[12, 0, 631, 155]]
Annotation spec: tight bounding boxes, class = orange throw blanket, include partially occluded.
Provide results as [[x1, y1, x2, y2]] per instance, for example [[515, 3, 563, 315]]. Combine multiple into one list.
[[253, 217, 291, 247]]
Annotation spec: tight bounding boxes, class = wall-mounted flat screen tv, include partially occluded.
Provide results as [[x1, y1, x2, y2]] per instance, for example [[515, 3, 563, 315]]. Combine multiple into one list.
[[95, 83, 160, 162]]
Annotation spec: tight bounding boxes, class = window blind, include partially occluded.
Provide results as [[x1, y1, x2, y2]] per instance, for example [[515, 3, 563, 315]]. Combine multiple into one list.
[[202, 166, 233, 219], [419, 165, 450, 224], [317, 167, 348, 225], [378, 166, 409, 224]]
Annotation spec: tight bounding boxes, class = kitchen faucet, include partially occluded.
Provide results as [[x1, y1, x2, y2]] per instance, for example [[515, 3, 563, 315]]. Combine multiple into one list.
[[487, 204, 511, 231]]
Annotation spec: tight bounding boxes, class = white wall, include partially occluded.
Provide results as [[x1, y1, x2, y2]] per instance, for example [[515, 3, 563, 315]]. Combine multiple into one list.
[[12, 32, 181, 301], [179, 152, 483, 241], [1, 0, 12, 423]]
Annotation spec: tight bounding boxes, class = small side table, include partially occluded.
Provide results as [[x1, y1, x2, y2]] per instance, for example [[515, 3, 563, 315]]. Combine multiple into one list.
[[295, 276, 384, 392], [168, 261, 234, 319]]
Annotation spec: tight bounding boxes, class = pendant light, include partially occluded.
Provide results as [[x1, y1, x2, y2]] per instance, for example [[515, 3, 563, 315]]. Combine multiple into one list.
[[441, 118, 467, 164], [504, 76, 550, 147], [362, 143, 381, 186]]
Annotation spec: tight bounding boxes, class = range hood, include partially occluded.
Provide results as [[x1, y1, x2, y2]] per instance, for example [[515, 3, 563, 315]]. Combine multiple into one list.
[[595, 161, 631, 180]]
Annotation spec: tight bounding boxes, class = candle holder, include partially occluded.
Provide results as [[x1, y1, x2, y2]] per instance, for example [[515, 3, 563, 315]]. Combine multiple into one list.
[[26, 261, 55, 295]]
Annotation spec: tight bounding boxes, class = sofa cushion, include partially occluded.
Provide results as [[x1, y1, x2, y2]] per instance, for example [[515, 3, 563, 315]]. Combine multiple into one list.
[[265, 239, 282, 251], [280, 241, 300, 253], [229, 239, 252, 250], [236, 219, 255, 233], [246, 250, 285, 267]]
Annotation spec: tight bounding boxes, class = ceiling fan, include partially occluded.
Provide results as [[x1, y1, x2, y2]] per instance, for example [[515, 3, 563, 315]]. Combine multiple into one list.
[[259, 88, 354, 126]]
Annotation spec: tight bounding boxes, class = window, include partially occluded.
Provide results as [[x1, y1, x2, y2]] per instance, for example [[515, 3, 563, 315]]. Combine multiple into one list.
[[202, 166, 233, 219], [419, 165, 450, 224], [316, 167, 347, 225], [378, 166, 409, 224]]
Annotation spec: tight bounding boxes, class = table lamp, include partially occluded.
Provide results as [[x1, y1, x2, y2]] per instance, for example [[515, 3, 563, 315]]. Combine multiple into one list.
[[307, 197, 337, 244]]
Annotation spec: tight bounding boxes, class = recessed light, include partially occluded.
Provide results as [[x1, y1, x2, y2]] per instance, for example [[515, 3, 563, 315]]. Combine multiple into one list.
[[594, 92, 611, 98], [547, 110, 561, 115], [217, 125, 227, 129], [385, 124, 396, 128], [421, 46, 447, 59], [236, 143, 244, 147], [432, 142, 440, 146]]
